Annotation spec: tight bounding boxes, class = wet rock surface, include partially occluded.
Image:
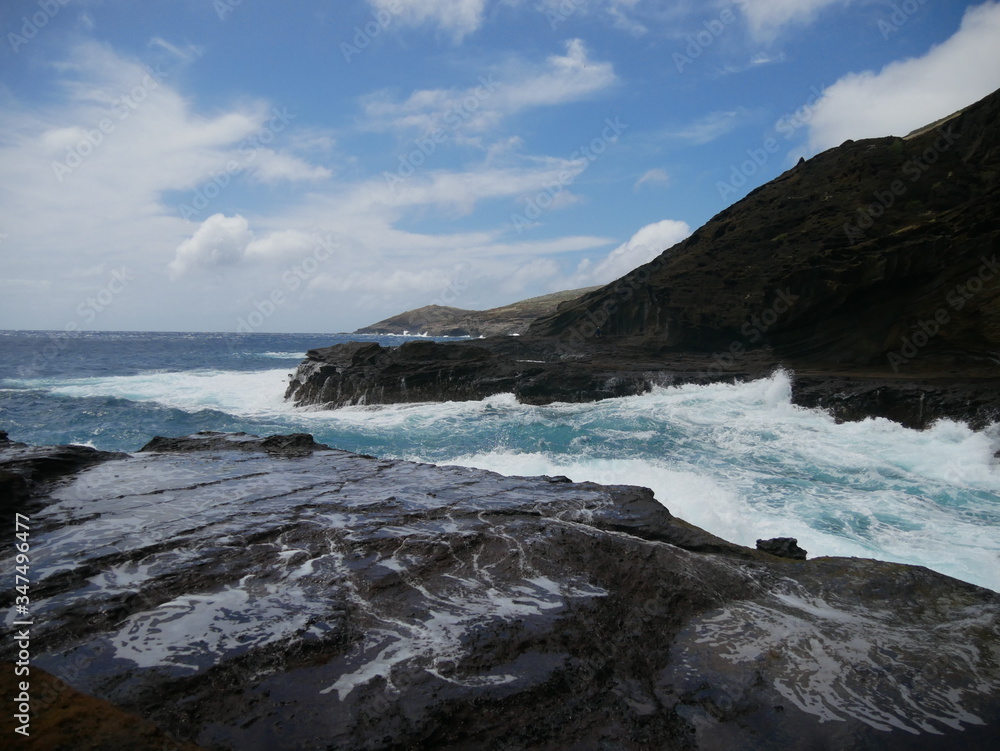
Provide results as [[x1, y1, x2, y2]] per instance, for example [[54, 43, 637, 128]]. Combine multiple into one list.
[[285, 337, 1000, 429], [283, 338, 682, 410], [0, 430, 126, 517], [1, 433, 998, 750]]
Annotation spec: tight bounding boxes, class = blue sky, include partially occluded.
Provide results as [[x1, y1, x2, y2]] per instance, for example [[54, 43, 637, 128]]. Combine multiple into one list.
[[2, 0, 999, 333]]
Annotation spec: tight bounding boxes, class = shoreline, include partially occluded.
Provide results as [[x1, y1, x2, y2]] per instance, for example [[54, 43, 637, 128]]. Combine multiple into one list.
[[285, 335, 1000, 431]]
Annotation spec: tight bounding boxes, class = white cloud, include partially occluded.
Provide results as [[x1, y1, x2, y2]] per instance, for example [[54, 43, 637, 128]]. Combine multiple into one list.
[[362, 39, 617, 138], [0, 40, 343, 323], [500, 258, 561, 294], [169, 214, 252, 278], [249, 150, 332, 183], [740, 0, 848, 40], [310, 267, 457, 295], [538, 0, 659, 36], [571, 219, 691, 286], [806, 1, 1000, 151], [0, 38, 627, 330], [634, 168, 670, 190], [502, 39, 618, 109], [0, 278, 53, 290], [664, 109, 746, 144], [242, 230, 317, 262], [148, 37, 202, 63], [608, 2, 649, 36], [368, 0, 489, 42]]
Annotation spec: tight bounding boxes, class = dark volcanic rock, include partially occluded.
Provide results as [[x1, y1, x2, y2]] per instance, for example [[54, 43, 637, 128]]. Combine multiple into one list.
[[790, 374, 1000, 429], [283, 338, 682, 408], [1, 433, 997, 750], [284, 336, 774, 409], [529, 88, 1000, 369], [140, 431, 331, 456], [287, 90, 1000, 428], [756, 537, 808, 560], [285, 336, 1000, 429], [0, 432, 126, 515]]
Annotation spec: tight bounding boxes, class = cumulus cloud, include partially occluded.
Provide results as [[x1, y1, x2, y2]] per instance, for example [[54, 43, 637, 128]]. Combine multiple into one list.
[[572, 219, 691, 286], [243, 229, 328, 263], [0, 36, 629, 330], [168, 214, 252, 278], [806, 1, 1000, 151], [170, 221, 350, 278]]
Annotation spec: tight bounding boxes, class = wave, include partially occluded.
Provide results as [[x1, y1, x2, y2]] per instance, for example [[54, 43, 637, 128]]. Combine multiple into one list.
[[8, 367, 999, 591], [18, 368, 295, 418], [258, 352, 307, 360]]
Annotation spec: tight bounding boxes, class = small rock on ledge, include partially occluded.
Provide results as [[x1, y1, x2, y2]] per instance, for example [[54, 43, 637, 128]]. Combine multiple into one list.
[[756, 536, 808, 560]]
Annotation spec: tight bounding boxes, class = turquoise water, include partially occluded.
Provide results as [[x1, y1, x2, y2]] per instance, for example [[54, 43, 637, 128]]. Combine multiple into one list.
[[2, 330, 998, 591]]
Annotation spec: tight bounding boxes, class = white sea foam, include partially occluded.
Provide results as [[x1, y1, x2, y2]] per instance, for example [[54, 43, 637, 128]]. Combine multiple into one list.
[[17, 368, 1000, 591], [41, 369, 293, 417]]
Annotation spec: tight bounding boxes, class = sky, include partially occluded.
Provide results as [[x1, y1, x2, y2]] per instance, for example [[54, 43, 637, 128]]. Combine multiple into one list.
[[1, 0, 999, 333]]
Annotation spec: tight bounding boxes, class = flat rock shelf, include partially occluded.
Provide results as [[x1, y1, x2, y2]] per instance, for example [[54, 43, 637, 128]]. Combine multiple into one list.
[[2, 432, 998, 749]]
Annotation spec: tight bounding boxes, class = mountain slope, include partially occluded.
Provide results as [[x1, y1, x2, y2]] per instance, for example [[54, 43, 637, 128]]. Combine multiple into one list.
[[530, 88, 1000, 369], [355, 287, 601, 337]]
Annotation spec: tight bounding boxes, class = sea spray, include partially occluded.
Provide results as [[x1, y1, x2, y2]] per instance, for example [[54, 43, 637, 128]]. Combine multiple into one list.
[[3, 333, 998, 591]]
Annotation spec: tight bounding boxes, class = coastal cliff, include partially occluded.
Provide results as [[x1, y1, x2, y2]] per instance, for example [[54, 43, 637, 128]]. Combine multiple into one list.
[[2, 431, 998, 749], [530, 87, 1000, 365], [287, 88, 1000, 428]]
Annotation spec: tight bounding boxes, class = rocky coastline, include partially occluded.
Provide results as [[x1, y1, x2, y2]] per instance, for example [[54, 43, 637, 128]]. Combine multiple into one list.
[[284, 336, 1000, 430], [2, 430, 999, 749], [286, 88, 1000, 431]]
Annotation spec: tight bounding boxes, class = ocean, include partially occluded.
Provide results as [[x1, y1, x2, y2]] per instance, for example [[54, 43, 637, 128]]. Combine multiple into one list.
[[2, 330, 998, 592]]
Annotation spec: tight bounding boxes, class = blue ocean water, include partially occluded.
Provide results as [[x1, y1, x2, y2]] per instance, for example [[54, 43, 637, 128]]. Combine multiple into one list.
[[2, 330, 999, 592]]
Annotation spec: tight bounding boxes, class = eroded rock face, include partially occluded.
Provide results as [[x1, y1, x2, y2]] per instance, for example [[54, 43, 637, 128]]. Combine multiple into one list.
[[283, 338, 682, 409], [529, 88, 1000, 369], [1, 433, 998, 750], [284, 337, 1000, 429]]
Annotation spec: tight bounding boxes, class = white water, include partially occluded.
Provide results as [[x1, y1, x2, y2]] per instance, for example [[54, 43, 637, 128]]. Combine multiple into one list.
[[17, 368, 1000, 591]]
